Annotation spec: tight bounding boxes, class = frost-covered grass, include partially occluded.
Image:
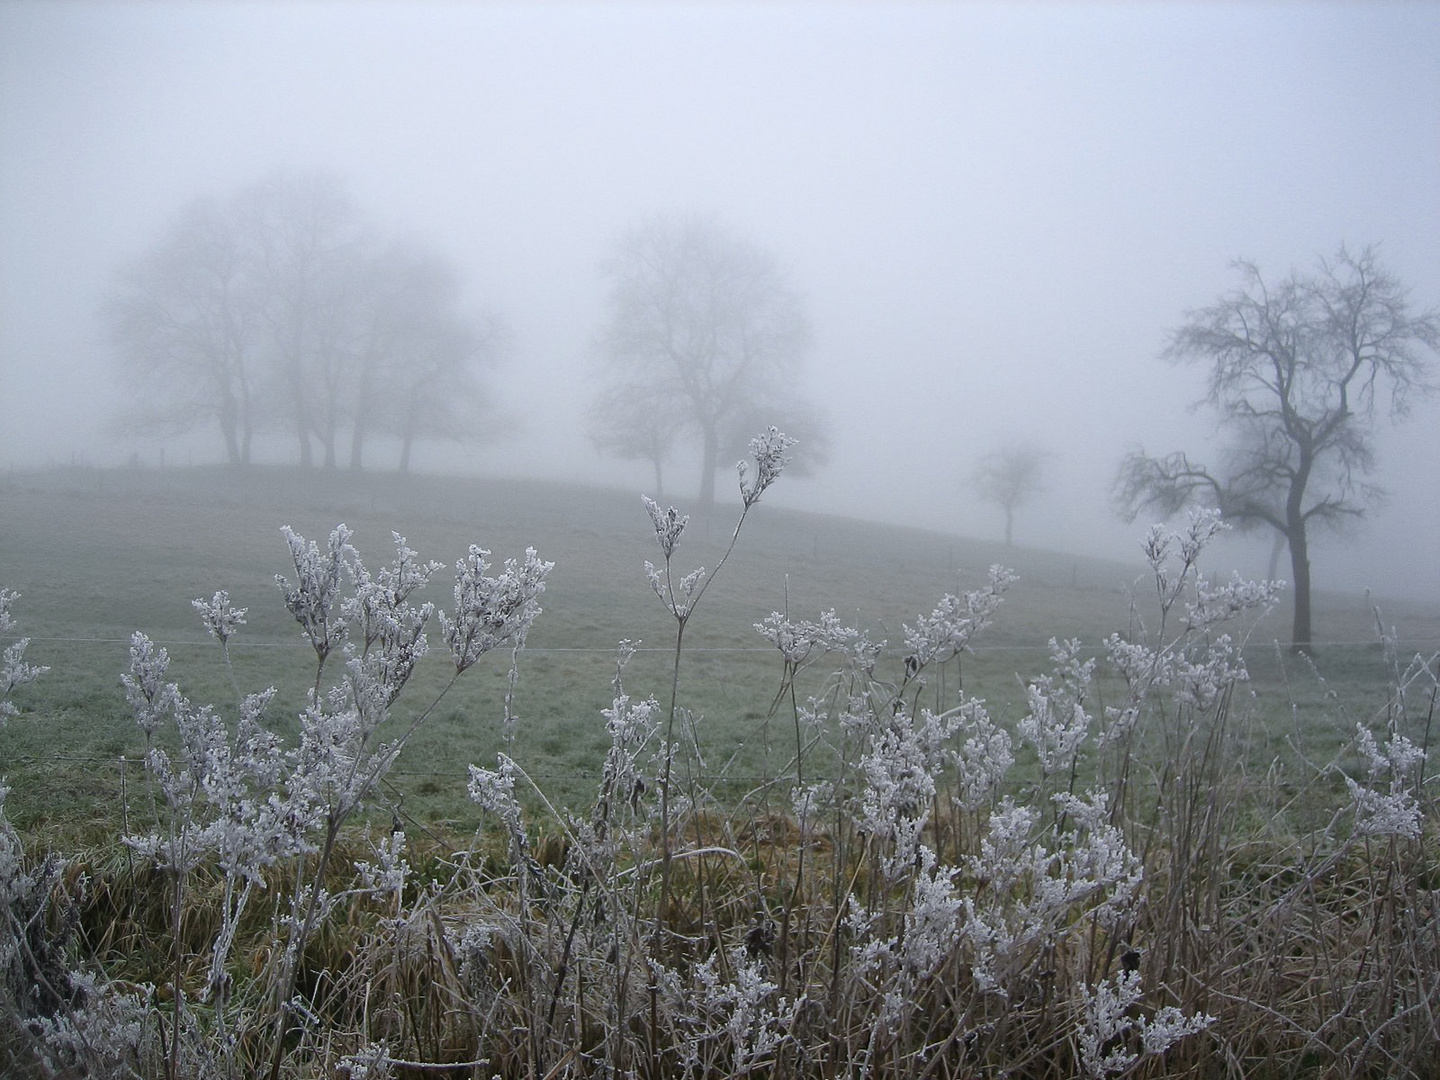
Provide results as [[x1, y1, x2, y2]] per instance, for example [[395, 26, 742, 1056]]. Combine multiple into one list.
[[2, 464, 1430, 834], [1, 451, 1438, 1079]]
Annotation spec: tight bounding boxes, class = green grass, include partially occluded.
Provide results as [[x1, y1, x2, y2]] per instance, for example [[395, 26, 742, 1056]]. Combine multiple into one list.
[[2, 462, 1436, 839]]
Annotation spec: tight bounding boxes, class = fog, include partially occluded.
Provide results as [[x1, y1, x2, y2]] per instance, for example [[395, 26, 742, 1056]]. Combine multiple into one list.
[[2, 1, 1437, 601]]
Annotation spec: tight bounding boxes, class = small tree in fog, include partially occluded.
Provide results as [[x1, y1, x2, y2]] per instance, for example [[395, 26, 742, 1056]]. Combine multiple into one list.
[[972, 443, 1048, 547], [593, 214, 821, 508], [1114, 245, 1438, 649], [587, 381, 685, 495]]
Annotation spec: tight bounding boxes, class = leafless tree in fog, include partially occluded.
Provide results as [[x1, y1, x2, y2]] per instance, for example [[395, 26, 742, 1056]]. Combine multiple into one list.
[[972, 442, 1048, 547], [1114, 245, 1439, 649], [104, 197, 262, 465], [104, 173, 502, 472], [232, 172, 366, 468], [593, 214, 820, 508], [351, 240, 505, 472], [587, 380, 685, 495]]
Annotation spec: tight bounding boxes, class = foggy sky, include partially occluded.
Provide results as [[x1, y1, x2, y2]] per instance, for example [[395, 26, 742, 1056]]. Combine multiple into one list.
[[2, 1, 1438, 601]]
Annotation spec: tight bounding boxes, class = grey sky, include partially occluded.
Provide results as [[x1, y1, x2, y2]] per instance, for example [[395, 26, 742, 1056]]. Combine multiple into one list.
[[2, 1, 1437, 599]]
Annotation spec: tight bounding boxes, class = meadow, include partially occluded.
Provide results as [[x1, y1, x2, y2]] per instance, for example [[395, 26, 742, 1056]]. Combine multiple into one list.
[[1, 459, 1437, 1078]]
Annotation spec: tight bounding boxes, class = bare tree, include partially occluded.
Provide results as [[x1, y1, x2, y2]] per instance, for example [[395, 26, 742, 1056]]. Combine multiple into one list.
[[593, 214, 818, 508], [103, 196, 261, 464], [972, 443, 1048, 547], [105, 173, 503, 472], [349, 240, 504, 472], [587, 380, 686, 495], [1114, 245, 1438, 649], [234, 172, 366, 469]]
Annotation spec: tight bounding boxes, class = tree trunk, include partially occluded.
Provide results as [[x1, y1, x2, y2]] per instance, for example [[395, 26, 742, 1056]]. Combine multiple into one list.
[[398, 433, 414, 475], [1287, 523, 1313, 651], [653, 456, 664, 498], [219, 402, 241, 466], [1004, 509, 1014, 547], [1267, 532, 1285, 582], [348, 423, 365, 471], [698, 425, 719, 508]]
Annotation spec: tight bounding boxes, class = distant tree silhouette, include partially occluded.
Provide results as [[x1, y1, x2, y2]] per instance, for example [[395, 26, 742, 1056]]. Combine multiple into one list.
[[972, 443, 1048, 547], [104, 171, 502, 471], [593, 214, 822, 507]]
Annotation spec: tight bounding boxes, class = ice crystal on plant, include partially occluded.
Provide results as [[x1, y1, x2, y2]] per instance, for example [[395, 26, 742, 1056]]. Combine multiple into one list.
[[737, 426, 796, 508], [951, 700, 1013, 811], [355, 829, 410, 896], [902, 565, 1015, 668], [339, 1041, 396, 1080], [642, 495, 688, 558], [276, 523, 358, 665], [31, 969, 157, 1080], [468, 753, 530, 862], [1078, 969, 1213, 1078], [694, 945, 789, 1071], [755, 607, 867, 667], [121, 631, 179, 737], [1, 590, 48, 725], [192, 589, 247, 645], [1017, 638, 1095, 777], [440, 545, 552, 673], [1346, 723, 1426, 840]]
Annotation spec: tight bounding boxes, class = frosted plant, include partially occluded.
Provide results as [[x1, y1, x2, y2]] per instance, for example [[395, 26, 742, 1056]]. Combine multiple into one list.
[[849, 847, 963, 1007], [468, 753, 530, 865], [643, 495, 688, 558], [439, 545, 553, 674], [902, 565, 1016, 670], [738, 426, 797, 508], [276, 523, 359, 672], [1186, 572, 1281, 632], [692, 945, 789, 1072], [756, 608, 872, 677], [593, 644, 662, 840], [643, 428, 798, 911], [1047, 791, 1144, 928], [1099, 513, 1278, 755], [342, 532, 443, 709], [951, 794, 1143, 999], [1345, 723, 1426, 840], [122, 669, 308, 1009], [951, 699, 1013, 811], [1016, 638, 1095, 782], [0, 589, 48, 727], [30, 968, 159, 1080], [1077, 969, 1213, 1078], [354, 828, 410, 897], [856, 705, 962, 874], [192, 589, 247, 646], [0, 588, 22, 635], [339, 1041, 396, 1080], [120, 631, 179, 738]]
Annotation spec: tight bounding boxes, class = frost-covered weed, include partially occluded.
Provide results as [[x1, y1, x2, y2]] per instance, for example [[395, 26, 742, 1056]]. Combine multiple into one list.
[[0, 590, 48, 729], [1078, 969, 1214, 1078], [1345, 722, 1426, 840], [3, 488, 1435, 1078]]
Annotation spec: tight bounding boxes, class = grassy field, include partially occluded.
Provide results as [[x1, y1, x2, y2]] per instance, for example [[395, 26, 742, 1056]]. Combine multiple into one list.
[[2, 462, 1435, 839], [4, 463, 1439, 1079]]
